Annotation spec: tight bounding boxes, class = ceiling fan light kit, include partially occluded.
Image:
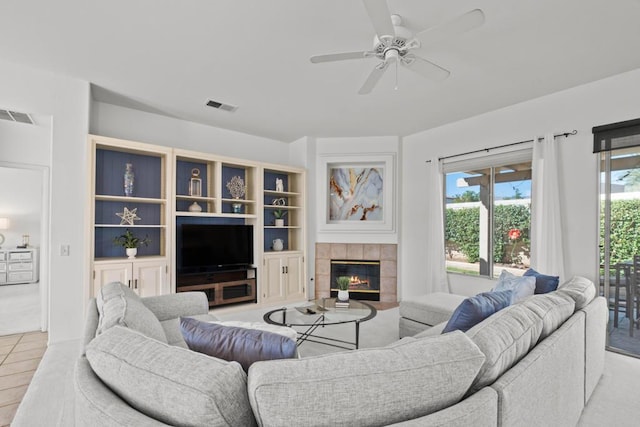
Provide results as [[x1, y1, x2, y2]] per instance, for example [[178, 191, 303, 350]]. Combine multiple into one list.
[[310, 0, 485, 94]]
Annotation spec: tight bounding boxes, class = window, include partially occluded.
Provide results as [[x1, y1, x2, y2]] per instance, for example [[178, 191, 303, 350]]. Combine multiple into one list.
[[443, 150, 532, 278]]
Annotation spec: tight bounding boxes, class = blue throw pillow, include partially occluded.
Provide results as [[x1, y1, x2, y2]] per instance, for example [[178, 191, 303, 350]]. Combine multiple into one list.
[[492, 270, 536, 303], [442, 290, 513, 334], [180, 317, 297, 372], [523, 268, 560, 294]]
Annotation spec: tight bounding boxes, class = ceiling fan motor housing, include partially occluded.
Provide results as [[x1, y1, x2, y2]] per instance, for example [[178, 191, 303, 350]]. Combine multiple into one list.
[[372, 16, 416, 61]]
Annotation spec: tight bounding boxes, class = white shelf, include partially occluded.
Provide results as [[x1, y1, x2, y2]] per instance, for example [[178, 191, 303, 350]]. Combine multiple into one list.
[[264, 190, 300, 197], [175, 212, 258, 219], [94, 224, 167, 228], [175, 195, 216, 202], [264, 226, 301, 229], [264, 205, 301, 210], [221, 198, 256, 204], [96, 195, 167, 204]]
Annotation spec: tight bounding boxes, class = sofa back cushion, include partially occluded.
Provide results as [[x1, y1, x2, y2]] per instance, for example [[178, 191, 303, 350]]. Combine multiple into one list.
[[86, 326, 256, 427], [556, 276, 596, 310], [520, 293, 575, 341], [180, 317, 297, 372], [442, 290, 513, 333], [466, 303, 543, 392], [247, 331, 485, 426], [95, 282, 167, 343]]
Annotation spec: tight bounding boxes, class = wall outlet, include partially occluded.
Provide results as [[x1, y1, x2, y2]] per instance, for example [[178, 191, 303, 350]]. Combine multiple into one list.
[[60, 245, 70, 256]]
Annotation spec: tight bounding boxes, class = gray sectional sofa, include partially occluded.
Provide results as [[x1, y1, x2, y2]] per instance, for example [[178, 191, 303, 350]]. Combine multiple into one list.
[[75, 277, 607, 426]]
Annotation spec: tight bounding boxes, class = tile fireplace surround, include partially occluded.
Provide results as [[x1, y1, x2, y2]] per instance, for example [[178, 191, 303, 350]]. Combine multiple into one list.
[[315, 243, 397, 302]]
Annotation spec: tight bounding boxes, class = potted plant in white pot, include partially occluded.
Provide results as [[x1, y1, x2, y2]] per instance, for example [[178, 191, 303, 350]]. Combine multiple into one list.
[[113, 229, 151, 259], [336, 276, 351, 302], [273, 209, 287, 227]]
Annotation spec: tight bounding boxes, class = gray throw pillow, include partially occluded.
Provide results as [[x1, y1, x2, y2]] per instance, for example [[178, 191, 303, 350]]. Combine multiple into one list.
[[180, 317, 297, 372], [95, 281, 167, 343], [86, 326, 256, 427]]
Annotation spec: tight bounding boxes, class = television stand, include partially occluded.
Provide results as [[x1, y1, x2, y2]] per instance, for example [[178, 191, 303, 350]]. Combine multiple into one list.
[[176, 267, 257, 308]]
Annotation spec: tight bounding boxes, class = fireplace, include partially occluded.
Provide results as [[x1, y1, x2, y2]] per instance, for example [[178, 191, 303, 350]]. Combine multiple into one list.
[[330, 260, 380, 301], [315, 243, 397, 303]]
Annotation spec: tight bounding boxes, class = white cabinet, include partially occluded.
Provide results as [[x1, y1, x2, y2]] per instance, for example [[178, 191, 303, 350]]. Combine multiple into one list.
[[262, 252, 305, 304], [93, 259, 168, 297], [0, 248, 39, 285]]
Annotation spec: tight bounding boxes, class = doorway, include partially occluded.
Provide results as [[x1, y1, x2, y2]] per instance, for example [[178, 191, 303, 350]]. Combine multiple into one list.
[[0, 164, 49, 336]]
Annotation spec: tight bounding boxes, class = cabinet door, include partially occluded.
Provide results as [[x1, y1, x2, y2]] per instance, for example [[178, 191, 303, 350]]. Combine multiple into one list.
[[285, 254, 305, 300], [93, 263, 132, 297], [263, 256, 285, 303], [133, 261, 167, 297]]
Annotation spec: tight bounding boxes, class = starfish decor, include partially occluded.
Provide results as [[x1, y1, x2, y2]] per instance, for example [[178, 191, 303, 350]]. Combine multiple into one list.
[[116, 207, 141, 226]]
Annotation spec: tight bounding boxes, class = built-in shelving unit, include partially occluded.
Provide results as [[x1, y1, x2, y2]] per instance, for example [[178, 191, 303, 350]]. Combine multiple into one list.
[[88, 135, 171, 297], [88, 137, 306, 308]]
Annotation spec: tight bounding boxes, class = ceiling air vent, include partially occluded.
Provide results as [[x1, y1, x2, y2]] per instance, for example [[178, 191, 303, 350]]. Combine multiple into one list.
[[206, 99, 238, 113], [0, 109, 34, 125]]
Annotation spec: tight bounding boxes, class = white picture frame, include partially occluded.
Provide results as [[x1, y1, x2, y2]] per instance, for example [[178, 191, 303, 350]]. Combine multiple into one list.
[[318, 153, 395, 233]]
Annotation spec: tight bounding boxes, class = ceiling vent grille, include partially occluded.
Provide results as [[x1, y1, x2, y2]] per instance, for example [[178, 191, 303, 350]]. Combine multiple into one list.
[[0, 109, 34, 125], [206, 99, 238, 113]]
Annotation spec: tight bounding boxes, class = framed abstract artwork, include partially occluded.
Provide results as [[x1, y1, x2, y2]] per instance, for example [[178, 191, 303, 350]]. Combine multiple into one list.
[[318, 153, 395, 233]]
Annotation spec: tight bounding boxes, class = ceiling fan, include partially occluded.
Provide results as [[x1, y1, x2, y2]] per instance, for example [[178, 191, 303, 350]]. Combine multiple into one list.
[[310, 0, 485, 94]]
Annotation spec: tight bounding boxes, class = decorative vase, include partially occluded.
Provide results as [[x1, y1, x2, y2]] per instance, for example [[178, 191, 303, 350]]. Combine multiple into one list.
[[188, 202, 202, 212], [232, 202, 242, 214], [126, 247, 137, 259], [272, 239, 284, 251], [337, 290, 349, 302], [275, 218, 284, 227], [124, 163, 134, 197]]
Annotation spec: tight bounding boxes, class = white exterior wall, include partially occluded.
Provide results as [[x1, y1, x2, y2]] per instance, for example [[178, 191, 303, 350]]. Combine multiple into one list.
[[401, 67, 640, 298]]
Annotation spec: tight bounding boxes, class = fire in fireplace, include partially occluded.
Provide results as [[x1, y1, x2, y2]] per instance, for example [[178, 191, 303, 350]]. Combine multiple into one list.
[[330, 260, 380, 301]]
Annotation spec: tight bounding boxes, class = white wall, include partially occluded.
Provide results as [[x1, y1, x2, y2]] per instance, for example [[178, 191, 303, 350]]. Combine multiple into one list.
[[90, 102, 290, 164], [314, 136, 400, 244], [401, 67, 640, 298], [0, 59, 90, 343], [0, 167, 42, 248]]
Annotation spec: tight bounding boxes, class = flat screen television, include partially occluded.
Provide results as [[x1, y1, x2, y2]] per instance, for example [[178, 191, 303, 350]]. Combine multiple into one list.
[[178, 224, 254, 273]]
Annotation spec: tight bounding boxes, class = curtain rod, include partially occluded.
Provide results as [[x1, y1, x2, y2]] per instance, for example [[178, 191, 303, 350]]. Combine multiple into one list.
[[425, 130, 577, 163]]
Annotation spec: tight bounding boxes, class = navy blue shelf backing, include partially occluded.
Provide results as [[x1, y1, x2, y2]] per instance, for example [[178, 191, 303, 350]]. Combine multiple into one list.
[[95, 227, 162, 258], [264, 171, 289, 192], [96, 149, 162, 198], [95, 201, 161, 225], [176, 160, 208, 198]]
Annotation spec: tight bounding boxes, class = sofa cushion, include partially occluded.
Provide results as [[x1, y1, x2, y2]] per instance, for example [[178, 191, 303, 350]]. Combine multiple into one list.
[[442, 290, 513, 334], [524, 268, 560, 294], [556, 276, 596, 310], [492, 270, 536, 303], [400, 292, 467, 326], [247, 331, 485, 427], [180, 317, 297, 372], [86, 326, 256, 427], [520, 293, 575, 341], [95, 282, 167, 343], [466, 303, 543, 392]]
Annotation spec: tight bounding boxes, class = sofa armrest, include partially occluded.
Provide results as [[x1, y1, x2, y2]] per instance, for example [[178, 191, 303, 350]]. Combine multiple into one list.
[[141, 292, 210, 321]]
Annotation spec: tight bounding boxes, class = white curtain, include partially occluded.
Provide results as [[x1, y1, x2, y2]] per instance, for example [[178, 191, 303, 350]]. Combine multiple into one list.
[[424, 158, 449, 293], [531, 133, 566, 281]]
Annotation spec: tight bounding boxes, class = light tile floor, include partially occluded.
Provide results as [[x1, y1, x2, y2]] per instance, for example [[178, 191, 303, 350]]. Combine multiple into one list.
[[0, 331, 47, 427]]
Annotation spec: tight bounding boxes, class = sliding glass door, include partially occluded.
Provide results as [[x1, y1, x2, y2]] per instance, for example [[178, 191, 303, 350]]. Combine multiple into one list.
[[597, 122, 640, 357]]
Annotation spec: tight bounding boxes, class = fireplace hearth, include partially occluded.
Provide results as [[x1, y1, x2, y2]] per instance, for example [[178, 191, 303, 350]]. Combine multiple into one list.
[[330, 260, 380, 301]]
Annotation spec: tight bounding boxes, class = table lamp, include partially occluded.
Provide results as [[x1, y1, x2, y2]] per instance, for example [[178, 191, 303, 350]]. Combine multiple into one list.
[[0, 217, 9, 248]]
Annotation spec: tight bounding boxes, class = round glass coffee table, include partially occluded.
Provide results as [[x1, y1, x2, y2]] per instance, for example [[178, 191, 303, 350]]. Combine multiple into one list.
[[263, 298, 377, 350]]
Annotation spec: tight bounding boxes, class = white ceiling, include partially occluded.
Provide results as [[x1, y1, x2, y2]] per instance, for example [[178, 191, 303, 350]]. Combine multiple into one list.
[[1, 0, 640, 142]]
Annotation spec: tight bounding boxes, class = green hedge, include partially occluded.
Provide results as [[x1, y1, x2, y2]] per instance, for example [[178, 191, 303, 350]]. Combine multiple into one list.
[[445, 204, 531, 264], [601, 199, 640, 265]]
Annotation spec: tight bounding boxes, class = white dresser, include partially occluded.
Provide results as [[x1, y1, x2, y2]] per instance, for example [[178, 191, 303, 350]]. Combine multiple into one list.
[[0, 248, 39, 285]]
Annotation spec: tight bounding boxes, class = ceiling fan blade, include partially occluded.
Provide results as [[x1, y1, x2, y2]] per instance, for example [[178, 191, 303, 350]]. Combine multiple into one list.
[[362, 0, 395, 40], [310, 51, 371, 63], [358, 62, 389, 95], [415, 9, 485, 47], [402, 55, 450, 81]]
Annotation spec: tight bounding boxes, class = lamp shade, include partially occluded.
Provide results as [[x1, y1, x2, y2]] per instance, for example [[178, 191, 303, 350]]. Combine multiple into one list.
[[0, 218, 9, 230]]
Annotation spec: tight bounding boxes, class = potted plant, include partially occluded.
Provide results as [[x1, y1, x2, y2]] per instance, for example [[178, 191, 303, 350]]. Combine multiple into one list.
[[113, 229, 150, 259], [273, 209, 287, 227], [336, 276, 351, 302]]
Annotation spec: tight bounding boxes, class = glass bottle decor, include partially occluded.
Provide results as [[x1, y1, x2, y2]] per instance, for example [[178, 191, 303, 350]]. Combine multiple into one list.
[[189, 168, 202, 197], [124, 163, 135, 197]]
